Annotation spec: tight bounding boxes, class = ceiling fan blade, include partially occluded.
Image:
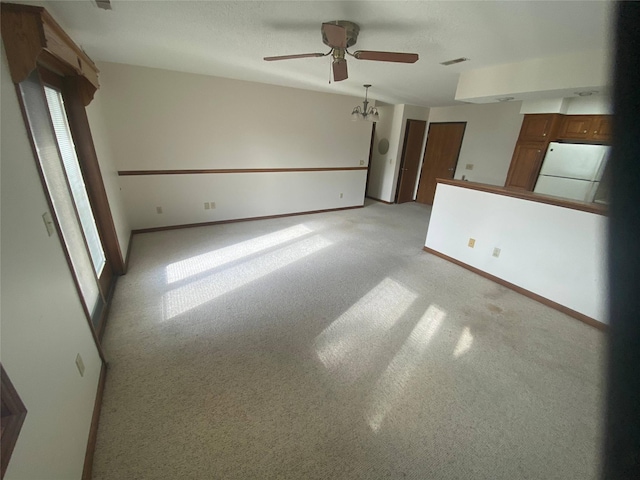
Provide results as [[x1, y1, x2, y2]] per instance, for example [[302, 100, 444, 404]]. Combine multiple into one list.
[[332, 59, 348, 82], [353, 50, 419, 63], [322, 22, 348, 48], [264, 53, 326, 61]]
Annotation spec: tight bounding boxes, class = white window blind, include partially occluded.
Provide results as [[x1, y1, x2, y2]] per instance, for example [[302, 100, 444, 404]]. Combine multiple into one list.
[[44, 86, 106, 275], [19, 73, 102, 316]]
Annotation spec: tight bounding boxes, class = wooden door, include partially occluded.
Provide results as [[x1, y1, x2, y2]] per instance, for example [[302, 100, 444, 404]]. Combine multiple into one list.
[[396, 120, 427, 203], [504, 143, 545, 191], [519, 114, 557, 142], [416, 122, 466, 205]]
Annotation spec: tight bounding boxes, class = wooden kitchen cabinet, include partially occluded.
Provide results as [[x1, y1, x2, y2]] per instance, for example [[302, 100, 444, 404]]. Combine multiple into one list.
[[557, 115, 594, 140], [517, 114, 561, 142], [590, 115, 612, 142], [505, 143, 545, 191], [557, 115, 612, 142], [505, 114, 559, 190]]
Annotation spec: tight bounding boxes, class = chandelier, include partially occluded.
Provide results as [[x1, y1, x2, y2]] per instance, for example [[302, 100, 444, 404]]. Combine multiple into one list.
[[351, 84, 379, 122]]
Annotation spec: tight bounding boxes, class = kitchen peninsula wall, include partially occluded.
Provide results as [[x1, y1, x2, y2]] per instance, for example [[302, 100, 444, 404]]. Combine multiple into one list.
[[425, 179, 607, 328]]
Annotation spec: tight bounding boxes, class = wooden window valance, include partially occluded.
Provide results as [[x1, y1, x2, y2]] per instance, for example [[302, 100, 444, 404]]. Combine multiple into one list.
[[1, 3, 99, 106]]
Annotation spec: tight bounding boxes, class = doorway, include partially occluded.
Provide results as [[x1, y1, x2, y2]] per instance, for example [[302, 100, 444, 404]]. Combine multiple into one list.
[[416, 122, 466, 205], [395, 119, 427, 204]]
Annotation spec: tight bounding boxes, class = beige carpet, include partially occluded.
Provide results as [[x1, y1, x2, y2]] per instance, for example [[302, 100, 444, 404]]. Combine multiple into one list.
[[92, 200, 604, 479]]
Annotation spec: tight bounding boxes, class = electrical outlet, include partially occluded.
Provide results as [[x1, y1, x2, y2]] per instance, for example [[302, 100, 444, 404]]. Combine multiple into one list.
[[340, 193, 343, 198], [468, 238, 476, 248], [466, 164, 474, 170], [156, 206, 163, 214], [75, 353, 85, 377], [359, 160, 365, 166], [204, 202, 210, 210], [493, 247, 501, 258], [210, 202, 216, 209]]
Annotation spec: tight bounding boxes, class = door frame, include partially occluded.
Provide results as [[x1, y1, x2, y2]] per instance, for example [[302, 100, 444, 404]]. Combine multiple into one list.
[[364, 122, 376, 198], [394, 119, 427, 203]]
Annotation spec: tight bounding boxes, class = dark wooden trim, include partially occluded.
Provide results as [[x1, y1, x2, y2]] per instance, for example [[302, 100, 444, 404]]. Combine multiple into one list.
[[81, 363, 107, 480], [423, 247, 607, 331], [0, 3, 99, 105], [14, 81, 107, 364], [1, 365, 28, 479], [365, 196, 394, 205], [132, 205, 364, 234], [123, 231, 134, 274], [437, 178, 608, 215], [118, 167, 368, 176], [96, 275, 118, 341], [62, 75, 125, 275], [364, 122, 376, 198]]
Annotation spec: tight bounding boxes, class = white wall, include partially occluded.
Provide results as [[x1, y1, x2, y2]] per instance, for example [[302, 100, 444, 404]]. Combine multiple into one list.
[[93, 62, 372, 229], [424, 102, 524, 186], [367, 104, 430, 203], [520, 98, 569, 114], [565, 95, 612, 115], [425, 183, 607, 323], [86, 91, 131, 257], [455, 50, 609, 103], [120, 170, 366, 229], [520, 95, 611, 115], [367, 104, 404, 202], [1, 45, 102, 479]]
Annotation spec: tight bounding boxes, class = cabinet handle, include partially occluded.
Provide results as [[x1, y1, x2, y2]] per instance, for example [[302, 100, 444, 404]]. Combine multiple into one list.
[[594, 131, 598, 134], [542, 133, 546, 137], [583, 130, 588, 133]]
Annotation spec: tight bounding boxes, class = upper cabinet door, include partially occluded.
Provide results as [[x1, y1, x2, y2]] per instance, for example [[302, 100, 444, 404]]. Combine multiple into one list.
[[591, 115, 613, 142], [518, 114, 558, 142], [558, 115, 594, 140], [505, 143, 545, 191]]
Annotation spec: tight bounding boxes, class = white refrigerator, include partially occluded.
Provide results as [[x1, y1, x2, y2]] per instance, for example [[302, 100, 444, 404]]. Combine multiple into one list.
[[533, 142, 610, 202]]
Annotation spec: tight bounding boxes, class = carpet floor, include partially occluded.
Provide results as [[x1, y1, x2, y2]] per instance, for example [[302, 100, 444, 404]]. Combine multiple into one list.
[[92, 200, 605, 479]]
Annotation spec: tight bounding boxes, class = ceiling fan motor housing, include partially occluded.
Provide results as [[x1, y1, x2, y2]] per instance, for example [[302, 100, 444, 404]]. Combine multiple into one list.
[[322, 20, 360, 48]]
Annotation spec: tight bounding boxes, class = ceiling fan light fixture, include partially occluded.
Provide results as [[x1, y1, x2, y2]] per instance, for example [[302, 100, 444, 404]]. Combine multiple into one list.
[[352, 85, 379, 122]]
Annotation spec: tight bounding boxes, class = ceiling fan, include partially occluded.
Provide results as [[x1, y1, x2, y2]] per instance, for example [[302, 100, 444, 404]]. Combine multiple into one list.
[[264, 21, 419, 82]]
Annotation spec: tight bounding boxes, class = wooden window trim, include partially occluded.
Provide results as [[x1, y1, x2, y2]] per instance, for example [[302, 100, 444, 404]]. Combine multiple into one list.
[[1, 365, 28, 479], [39, 66, 125, 278], [0, 3, 99, 106]]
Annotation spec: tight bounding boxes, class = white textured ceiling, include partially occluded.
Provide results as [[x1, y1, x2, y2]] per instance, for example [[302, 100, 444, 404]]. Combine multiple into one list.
[[29, 0, 614, 107]]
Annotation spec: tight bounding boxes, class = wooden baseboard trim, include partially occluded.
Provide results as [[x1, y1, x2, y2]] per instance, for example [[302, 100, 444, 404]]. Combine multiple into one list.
[[422, 246, 607, 331], [118, 167, 368, 176], [82, 363, 107, 480], [123, 230, 134, 274], [132, 205, 364, 234], [366, 196, 394, 205]]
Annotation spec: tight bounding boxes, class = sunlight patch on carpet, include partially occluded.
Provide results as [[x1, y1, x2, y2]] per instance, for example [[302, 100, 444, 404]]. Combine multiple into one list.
[[163, 234, 332, 319], [453, 326, 474, 358], [165, 224, 313, 284], [314, 278, 417, 381], [366, 304, 445, 432]]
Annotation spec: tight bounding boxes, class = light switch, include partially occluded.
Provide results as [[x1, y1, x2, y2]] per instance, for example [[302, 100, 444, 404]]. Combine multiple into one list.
[[42, 212, 55, 237], [75, 353, 85, 377]]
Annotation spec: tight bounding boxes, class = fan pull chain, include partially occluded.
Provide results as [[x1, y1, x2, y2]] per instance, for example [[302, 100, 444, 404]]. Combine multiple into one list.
[[328, 61, 332, 84]]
